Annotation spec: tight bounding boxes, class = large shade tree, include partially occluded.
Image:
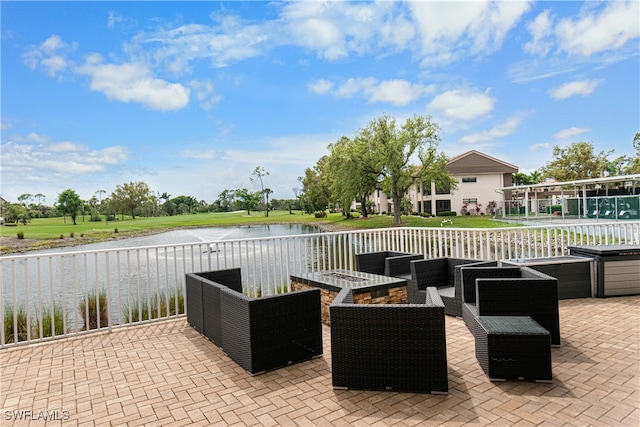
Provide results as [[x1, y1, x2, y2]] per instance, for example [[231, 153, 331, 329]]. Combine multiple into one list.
[[301, 159, 331, 213], [110, 181, 151, 219], [366, 114, 451, 225], [325, 135, 381, 218], [56, 188, 83, 225], [234, 188, 261, 215], [541, 142, 613, 181]]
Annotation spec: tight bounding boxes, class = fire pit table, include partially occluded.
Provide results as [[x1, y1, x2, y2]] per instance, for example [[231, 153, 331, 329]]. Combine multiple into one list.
[[290, 269, 408, 325]]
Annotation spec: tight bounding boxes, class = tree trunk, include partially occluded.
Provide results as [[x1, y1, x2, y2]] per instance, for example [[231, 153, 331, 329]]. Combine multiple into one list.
[[392, 192, 402, 225], [359, 197, 369, 218]]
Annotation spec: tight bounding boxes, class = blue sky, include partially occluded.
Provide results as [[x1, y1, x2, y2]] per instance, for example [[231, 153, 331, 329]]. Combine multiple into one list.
[[1, 1, 639, 205]]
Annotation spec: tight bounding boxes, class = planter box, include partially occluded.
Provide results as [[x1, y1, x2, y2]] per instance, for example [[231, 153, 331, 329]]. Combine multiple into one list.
[[569, 245, 640, 298], [500, 256, 593, 299]]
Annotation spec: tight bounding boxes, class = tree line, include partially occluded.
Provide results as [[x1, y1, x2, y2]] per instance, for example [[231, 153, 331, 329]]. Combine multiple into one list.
[[1, 166, 301, 225]]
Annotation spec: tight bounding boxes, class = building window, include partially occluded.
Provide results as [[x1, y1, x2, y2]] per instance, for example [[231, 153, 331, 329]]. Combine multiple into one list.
[[462, 177, 477, 183], [436, 200, 451, 214], [424, 201, 431, 213], [435, 185, 450, 195], [422, 181, 431, 195], [463, 198, 478, 204]]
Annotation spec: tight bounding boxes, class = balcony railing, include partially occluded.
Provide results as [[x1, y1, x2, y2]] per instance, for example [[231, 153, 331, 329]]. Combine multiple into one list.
[[2, 222, 639, 348]]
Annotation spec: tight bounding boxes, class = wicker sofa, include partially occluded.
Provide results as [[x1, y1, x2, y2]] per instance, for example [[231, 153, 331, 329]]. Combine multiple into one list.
[[408, 257, 497, 317], [355, 251, 424, 277], [186, 268, 323, 375], [330, 286, 448, 394], [460, 266, 561, 346]]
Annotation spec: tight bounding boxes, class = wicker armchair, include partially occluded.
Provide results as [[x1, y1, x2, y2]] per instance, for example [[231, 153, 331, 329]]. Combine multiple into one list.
[[408, 257, 497, 317], [330, 287, 448, 394], [355, 251, 423, 277], [460, 266, 561, 346], [186, 268, 323, 374]]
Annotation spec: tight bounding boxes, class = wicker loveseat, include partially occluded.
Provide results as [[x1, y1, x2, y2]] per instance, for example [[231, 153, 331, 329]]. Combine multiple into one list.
[[355, 251, 424, 277], [330, 286, 448, 394], [186, 268, 323, 375], [460, 266, 561, 346], [408, 257, 497, 317]]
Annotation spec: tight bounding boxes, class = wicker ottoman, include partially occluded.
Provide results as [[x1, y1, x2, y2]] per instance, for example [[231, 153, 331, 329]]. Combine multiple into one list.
[[474, 316, 552, 382]]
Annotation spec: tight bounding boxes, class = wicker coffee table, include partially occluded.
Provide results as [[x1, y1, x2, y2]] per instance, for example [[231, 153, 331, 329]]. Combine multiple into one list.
[[474, 316, 552, 382]]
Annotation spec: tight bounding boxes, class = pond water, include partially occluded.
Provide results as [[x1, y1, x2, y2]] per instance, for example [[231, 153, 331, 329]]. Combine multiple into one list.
[[2, 224, 324, 328], [29, 223, 320, 254]]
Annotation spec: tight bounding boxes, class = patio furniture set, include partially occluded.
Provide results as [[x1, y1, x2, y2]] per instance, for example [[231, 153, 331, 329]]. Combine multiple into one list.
[[185, 246, 633, 392]]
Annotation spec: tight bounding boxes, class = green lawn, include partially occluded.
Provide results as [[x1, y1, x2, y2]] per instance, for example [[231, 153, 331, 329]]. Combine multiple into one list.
[[0, 210, 519, 250]]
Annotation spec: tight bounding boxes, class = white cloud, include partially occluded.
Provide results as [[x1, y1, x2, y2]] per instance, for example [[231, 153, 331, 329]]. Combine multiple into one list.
[[0, 137, 130, 179], [524, 10, 553, 56], [24, 35, 191, 111], [224, 134, 333, 167], [189, 80, 221, 111], [516, 2, 639, 82], [553, 127, 589, 140], [459, 114, 524, 143], [428, 89, 495, 121], [530, 143, 551, 151], [0, 118, 12, 130], [23, 34, 75, 77], [77, 54, 190, 111], [555, 1, 640, 57], [316, 77, 432, 106], [48, 141, 83, 152], [409, 1, 532, 65], [138, 18, 272, 71], [308, 79, 334, 95], [107, 11, 123, 30], [548, 79, 602, 100], [180, 149, 217, 160]]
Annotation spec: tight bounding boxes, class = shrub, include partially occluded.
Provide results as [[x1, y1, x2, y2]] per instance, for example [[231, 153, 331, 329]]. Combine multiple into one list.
[[89, 213, 102, 222], [114, 228, 119, 234], [60, 234, 64, 239], [437, 211, 457, 217], [3, 304, 28, 343], [4, 302, 66, 343], [17, 232, 24, 239], [38, 304, 66, 338], [313, 211, 327, 218], [81, 290, 109, 330], [69, 231, 74, 238], [547, 205, 563, 214], [123, 287, 185, 323]]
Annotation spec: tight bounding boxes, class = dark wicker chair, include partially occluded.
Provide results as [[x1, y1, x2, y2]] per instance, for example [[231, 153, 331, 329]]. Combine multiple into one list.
[[186, 269, 243, 345], [330, 287, 448, 394], [460, 266, 561, 346], [355, 251, 423, 277], [408, 257, 497, 317], [186, 268, 323, 375]]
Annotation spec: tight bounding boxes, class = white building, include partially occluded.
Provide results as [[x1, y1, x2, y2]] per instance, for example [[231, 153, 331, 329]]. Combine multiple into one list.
[[366, 150, 518, 216]]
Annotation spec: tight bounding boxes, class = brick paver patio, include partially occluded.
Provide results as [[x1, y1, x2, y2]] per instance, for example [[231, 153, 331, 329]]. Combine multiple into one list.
[[1, 296, 638, 426]]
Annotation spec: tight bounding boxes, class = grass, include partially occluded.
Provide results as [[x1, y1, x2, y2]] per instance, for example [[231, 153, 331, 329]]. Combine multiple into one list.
[[81, 290, 109, 330], [3, 302, 66, 343], [1, 210, 517, 240], [123, 288, 185, 323], [0, 211, 520, 255]]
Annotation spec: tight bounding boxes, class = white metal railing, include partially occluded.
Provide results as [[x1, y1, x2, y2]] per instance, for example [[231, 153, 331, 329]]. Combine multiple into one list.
[[2, 222, 639, 348]]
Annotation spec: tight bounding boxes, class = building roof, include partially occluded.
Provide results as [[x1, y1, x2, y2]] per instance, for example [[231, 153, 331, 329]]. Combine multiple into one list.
[[447, 150, 518, 175], [499, 174, 640, 191]]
